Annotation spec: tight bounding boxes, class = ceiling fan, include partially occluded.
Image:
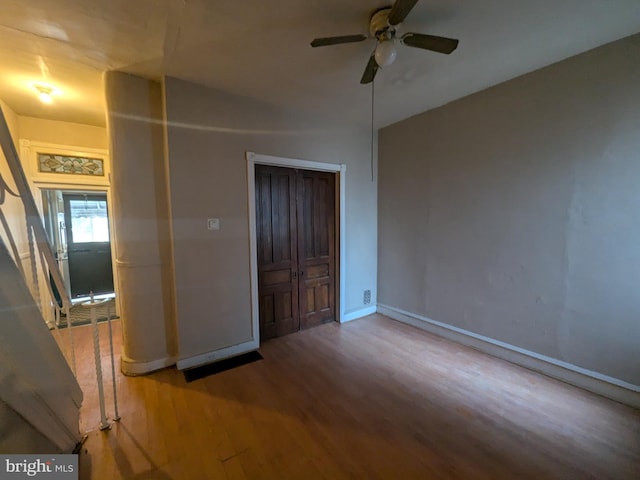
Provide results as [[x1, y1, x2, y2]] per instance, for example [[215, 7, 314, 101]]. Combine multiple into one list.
[[310, 0, 459, 84]]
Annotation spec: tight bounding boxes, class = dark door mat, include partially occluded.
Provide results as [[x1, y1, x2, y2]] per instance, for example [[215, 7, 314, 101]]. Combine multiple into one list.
[[183, 351, 263, 383]]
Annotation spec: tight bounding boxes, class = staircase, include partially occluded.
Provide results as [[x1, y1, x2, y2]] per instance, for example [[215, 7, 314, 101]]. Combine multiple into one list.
[[0, 105, 83, 453]]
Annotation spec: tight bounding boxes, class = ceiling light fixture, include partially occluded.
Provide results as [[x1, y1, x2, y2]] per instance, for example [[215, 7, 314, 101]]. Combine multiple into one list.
[[33, 84, 55, 104]]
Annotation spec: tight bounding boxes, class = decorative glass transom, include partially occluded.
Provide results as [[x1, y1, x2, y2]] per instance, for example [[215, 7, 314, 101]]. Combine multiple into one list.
[[37, 153, 105, 176]]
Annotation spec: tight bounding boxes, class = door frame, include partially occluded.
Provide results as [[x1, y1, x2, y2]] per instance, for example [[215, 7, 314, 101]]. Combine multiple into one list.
[[20, 140, 120, 320], [62, 191, 115, 298], [246, 152, 346, 344]]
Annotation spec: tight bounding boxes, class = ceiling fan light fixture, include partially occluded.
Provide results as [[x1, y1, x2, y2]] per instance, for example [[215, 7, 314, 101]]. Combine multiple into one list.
[[309, 0, 459, 84], [374, 39, 397, 67]]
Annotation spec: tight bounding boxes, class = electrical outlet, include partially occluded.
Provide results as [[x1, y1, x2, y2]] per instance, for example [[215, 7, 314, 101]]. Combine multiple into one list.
[[363, 289, 371, 305]]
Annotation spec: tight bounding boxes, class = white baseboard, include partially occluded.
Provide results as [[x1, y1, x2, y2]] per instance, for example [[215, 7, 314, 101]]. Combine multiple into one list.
[[120, 354, 177, 376], [377, 304, 640, 409], [176, 338, 259, 371], [342, 305, 377, 323]]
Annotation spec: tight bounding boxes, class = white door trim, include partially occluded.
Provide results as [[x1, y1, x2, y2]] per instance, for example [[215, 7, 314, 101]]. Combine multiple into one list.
[[246, 151, 347, 345], [19, 139, 120, 318]]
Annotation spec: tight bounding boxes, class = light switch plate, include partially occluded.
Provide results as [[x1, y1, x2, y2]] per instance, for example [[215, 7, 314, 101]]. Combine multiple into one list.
[[207, 218, 220, 231]]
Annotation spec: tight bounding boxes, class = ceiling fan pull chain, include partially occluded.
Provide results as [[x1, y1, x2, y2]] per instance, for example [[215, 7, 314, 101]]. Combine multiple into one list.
[[370, 78, 375, 182]]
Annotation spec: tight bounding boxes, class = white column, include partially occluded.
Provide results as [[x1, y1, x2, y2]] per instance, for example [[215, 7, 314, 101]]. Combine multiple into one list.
[[104, 71, 177, 375]]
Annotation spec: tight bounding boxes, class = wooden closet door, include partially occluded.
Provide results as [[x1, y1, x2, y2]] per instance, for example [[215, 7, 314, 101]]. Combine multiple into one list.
[[255, 165, 336, 340], [255, 165, 300, 340], [296, 169, 336, 329]]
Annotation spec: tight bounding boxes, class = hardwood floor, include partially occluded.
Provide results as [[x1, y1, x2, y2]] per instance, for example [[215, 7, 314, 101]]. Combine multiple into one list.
[[72, 314, 640, 479]]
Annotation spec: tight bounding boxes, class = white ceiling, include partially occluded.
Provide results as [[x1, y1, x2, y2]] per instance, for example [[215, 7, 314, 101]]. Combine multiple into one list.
[[1, 0, 639, 129]]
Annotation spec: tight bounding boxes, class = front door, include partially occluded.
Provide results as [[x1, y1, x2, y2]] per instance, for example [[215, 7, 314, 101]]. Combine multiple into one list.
[[63, 193, 114, 297], [255, 165, 336, 340]]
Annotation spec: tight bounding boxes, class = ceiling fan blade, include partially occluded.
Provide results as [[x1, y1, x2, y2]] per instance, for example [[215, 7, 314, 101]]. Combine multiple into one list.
[[401, 33, 459, 54], [310, 34, 367, 47], [360, 55, 379, 84], [388, 0, 419, 25]]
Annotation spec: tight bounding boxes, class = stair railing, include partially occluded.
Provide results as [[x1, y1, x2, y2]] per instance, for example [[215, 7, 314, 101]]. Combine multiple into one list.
[[0, 105, 77, 374]]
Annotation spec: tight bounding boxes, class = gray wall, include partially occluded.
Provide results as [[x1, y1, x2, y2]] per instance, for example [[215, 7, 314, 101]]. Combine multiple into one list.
[[378, 34, 640, 385], [164, 77, 377, 362]]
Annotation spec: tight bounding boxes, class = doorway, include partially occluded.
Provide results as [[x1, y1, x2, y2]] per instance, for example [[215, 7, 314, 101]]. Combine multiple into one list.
[[41, 189, 115, 300], [255, 164, 337, 340], [62, 192, 114, 297]]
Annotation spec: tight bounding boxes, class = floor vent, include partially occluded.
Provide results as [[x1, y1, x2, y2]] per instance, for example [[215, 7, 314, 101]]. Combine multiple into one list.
[[364, 289, 371, 305]]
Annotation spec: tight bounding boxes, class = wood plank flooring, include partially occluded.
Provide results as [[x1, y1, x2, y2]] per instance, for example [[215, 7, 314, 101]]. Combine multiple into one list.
[[72, 314, 640, 479]]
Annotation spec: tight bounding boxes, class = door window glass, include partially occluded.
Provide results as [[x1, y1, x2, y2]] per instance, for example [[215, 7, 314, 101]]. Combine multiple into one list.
[[69, 199, 110, 242]]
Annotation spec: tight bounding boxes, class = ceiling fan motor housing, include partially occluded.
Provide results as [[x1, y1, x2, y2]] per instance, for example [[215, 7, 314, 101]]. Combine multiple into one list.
[[370, 7, 395, 40]]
